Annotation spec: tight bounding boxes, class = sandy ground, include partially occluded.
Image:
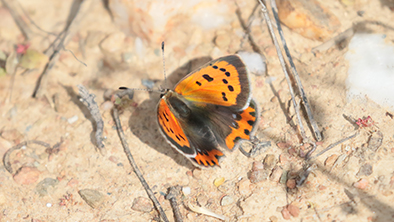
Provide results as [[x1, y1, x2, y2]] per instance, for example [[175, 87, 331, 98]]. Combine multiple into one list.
[[0, 0, 394, 221]]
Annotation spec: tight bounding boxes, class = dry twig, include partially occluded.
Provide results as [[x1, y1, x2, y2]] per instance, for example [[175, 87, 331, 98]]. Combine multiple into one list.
[[32, 0, 91, 98], [3, 140, 51, 174], [112, 108, 169, 222], [78, 85, 105, 153], [166, 186, 183, 222]]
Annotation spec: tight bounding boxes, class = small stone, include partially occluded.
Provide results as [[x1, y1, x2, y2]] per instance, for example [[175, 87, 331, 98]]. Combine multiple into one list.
[[277, 0, 340, 41], [13, 167, 41, 185], [269, 215, 278, 222], [131, 196, 153, 212], [108, 156, 119, 164], [214, 177, 225, 187], [279, 171, 288, 184], [220, 195, 234, 206], [67, 178, 79, 187], [193, 169, 203, 179], [281, 207, 291, 220], [218, 180, 236, 193], [325, 154, 338, 167], [318, 185, 327, 190], [67, 115, 79, 124], [263, 154, 277, 170], [0, 128, 24, 143], [46, 203, 52, 208], [249, 162, 267, 183], [286, 179, 296, 189], [356, 163, 373, 177], [367, 131, 383, 151], [277, 142, 291, 149], [186, 171, 193, 177], [270, 166, 283, 182], [238, 178, 252, 196], [78, 189, 105, 209], [101, 101, 114, 111], [353, 178, 368, 190], [182, 187, 191, 196], [287, 204, 300, 217], [279, 154, 289, 164], [197, 194, 209, 206], [35, 178, 59, 196]]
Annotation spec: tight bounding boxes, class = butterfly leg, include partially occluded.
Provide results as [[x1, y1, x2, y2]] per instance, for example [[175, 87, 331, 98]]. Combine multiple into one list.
[[239, 136, 271, 158]]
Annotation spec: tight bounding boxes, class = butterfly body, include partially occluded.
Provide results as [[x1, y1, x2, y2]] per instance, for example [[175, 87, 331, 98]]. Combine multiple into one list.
[[157, 55, 259, 167]]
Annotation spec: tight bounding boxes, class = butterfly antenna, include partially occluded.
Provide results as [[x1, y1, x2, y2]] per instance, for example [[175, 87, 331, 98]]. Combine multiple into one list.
[[161, 41, 167, 92]]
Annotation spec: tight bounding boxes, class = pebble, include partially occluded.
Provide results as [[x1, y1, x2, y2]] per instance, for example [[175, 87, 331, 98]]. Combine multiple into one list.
[[192, 169, 203, 179], [1, 129, 24, 143], [325, 154, 338, 167], [279, 154, 289, 164], [46, 203, 52, 208], [353, 178, 369, 190], [269, 215, 278, 222], [270, 166, 283, 182], [35, 178, 59, 196], [286, 179, 296, 189], [238, 178, 252, 196], [220, 195, 234, 206], [218, 180, 236, 193], [182, 186, 191, 196], [67, 178, 79, 187], [263, 154, 277, 170], [276, 0, 340, 41], [197, 194, 209, 206], [248, 162, 267, 183], [131, 196, 153, 212], [214, 177, 225, 187], [13, 167, 41, 185], [367, 131, 383, 151], [287, 204, 300, 217], [281, 207, 291, 220], [108, 156, 119, 164], [78, 189, 105, 209], [276, 142, 291, 149], [356, 163, 373, 177], [67, 115, 79, 124]]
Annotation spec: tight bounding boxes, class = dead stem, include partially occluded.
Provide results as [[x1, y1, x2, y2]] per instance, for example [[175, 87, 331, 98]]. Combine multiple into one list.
[[269, 0, 322, 142], [3, 140, 51, 174], [32, 0, 90, 98], [257, 0, 307, 141], [166, 186, 183, 222], [308, 132, 359, 160], [78, 85, 105, 153], [112, 108, 169, 222]]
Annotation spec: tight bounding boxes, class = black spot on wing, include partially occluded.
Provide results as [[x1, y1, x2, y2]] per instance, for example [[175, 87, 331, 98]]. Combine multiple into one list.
[[247, 120, 254, 126], [196, 81, 202, 86], [244, 129, 250, 136], [221, 92, 228, 102], [202, 74, 214, 82], [228, 85, 234, 92], [222, 79, 228, 84], [225, 72, 230, 77]]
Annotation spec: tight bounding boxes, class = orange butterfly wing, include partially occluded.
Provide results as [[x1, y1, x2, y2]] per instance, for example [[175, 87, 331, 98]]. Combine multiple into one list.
[[225, 99, 258, 150], [174, 55, 251, 110], [157, 99, 194, 156]]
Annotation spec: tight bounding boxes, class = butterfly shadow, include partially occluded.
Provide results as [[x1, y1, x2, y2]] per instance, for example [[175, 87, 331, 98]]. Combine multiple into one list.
[[127, 56, 213, 170]]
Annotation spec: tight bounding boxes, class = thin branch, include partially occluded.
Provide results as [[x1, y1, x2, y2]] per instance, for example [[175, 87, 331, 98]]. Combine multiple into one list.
[[78, 85, 105, 153], [257, 0, 307, 140], [32, 0, 89, 98], [3, 140, 51, 174], [112, 108, 169, 222], [307, 132, 358, 160], [166, 186, 183, 222], [269, 0, 322, 141]]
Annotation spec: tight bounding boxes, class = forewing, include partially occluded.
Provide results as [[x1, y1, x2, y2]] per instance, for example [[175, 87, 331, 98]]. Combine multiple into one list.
[[174, 55, 251, 110], [157, 98, 195, 156]]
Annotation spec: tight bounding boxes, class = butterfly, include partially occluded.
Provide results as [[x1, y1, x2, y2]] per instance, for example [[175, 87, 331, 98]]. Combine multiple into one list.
[[157, 55, 259, 167]]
